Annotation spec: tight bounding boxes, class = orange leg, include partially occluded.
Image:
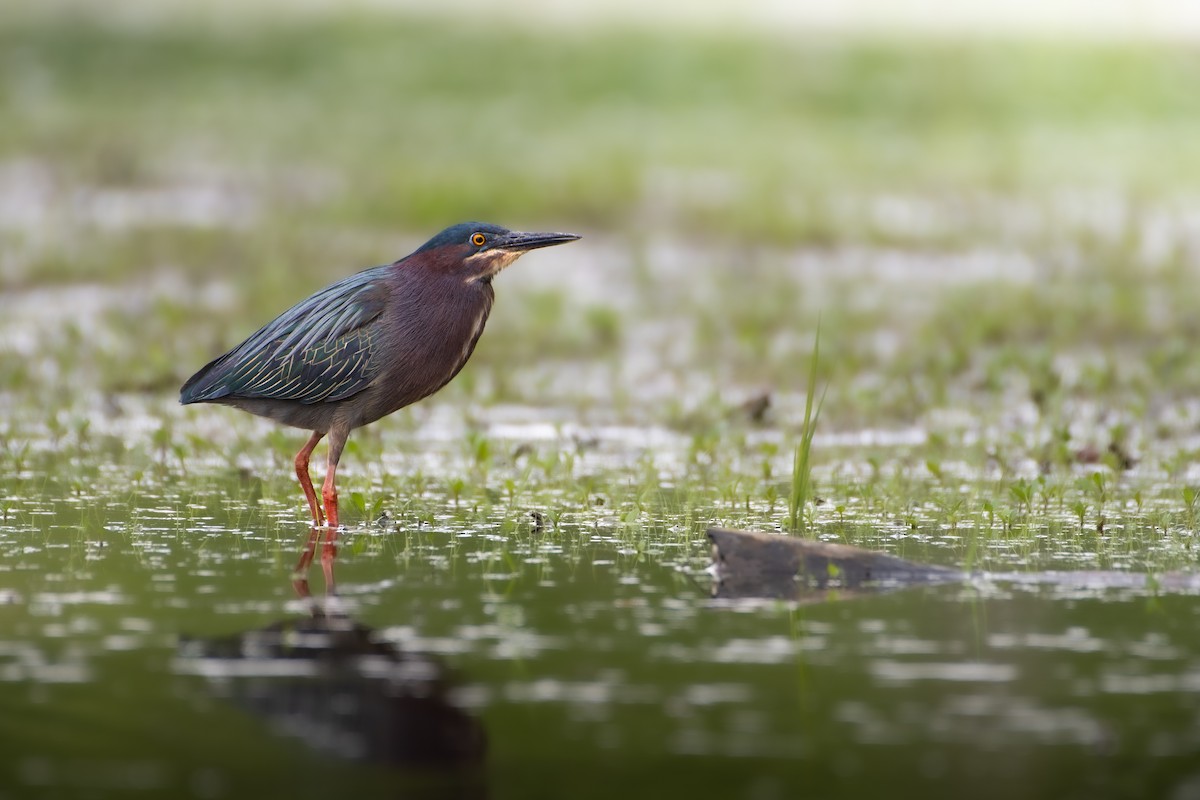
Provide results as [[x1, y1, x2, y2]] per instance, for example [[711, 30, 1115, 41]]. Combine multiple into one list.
[[319, 427, 349, 591], [322, 470, 339, 532], [294, 431, 326, 527], [321, 427, 347, 531]]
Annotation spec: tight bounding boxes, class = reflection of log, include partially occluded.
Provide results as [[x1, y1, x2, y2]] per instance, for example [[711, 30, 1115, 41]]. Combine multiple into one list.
[[708, 527, 963, 600]]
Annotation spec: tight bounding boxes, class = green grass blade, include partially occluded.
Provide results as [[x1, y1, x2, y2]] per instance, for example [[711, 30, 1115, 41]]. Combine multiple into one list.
[[788, 323, 825, 535]]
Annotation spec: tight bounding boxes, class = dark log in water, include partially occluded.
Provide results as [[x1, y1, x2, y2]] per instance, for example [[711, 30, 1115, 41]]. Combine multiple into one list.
[[708, 527, 962, 600], [708, 527, 1200, 600]]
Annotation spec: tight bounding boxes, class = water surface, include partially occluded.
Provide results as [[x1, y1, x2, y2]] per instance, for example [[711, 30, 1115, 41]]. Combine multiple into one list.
[[3, 418, 1199, 800]]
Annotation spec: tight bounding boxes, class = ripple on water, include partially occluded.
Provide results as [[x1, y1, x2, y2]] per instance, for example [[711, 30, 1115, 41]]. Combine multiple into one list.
[[0, 641, 91, 683], [870, 660, 1019, 684]]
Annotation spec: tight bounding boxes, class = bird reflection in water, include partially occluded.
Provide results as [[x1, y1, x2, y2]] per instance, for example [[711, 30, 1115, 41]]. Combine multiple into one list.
[[292, 523, 339, 599], [178, 528, 486, 792]]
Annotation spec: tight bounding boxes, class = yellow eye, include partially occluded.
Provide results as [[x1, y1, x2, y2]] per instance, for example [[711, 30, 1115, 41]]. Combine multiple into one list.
[[471, 233, 486, 247]]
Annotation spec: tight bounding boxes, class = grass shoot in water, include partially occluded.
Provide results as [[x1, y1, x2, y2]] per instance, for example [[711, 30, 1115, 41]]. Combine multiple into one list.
[[788, 323, 826, 535]]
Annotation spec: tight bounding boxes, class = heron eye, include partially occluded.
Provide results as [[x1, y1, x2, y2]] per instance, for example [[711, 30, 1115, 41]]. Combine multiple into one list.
[[471, 233, 486, 247]]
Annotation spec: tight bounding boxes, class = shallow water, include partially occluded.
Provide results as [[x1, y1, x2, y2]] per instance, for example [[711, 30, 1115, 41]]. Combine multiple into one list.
[[3, 405, 1200, 800], [3, 191, 1199, 797]]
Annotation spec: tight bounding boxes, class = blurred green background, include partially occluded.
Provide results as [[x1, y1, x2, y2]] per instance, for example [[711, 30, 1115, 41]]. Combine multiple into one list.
[[5, 0, 1200, 428]]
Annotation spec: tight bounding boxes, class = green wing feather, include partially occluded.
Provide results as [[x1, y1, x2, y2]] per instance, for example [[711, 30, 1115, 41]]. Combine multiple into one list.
[[180, 267, 389, 405]]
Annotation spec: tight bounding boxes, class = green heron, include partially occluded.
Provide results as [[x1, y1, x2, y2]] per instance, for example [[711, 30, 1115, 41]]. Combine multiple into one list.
[[181, 222, 580, 535]]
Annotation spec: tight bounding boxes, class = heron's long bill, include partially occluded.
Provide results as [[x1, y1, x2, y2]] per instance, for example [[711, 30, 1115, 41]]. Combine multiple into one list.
[[490, 231, 581, 252]]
